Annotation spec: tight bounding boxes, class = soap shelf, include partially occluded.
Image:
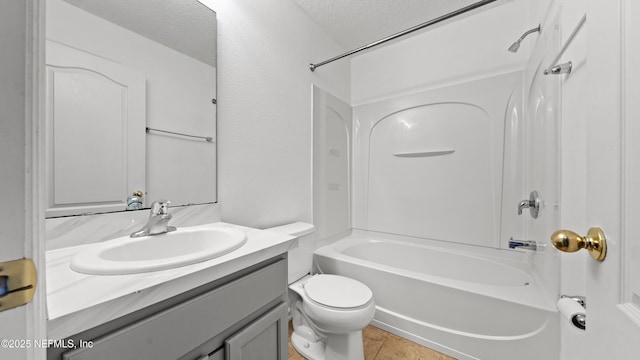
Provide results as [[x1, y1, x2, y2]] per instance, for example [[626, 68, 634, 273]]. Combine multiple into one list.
[[393, 149, 455, 158]]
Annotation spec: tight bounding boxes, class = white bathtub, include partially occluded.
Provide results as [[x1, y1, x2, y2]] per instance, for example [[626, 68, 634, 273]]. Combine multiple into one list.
[[313, 231, 559, 360]]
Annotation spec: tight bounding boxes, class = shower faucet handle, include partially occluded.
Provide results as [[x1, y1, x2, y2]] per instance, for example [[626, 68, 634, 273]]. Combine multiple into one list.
[[517, 191, 540, 219]]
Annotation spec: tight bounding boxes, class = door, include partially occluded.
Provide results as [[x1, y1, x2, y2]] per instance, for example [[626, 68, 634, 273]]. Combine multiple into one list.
[[45, 40, 146, 217], [0, 1, 46, 360], [580, 0, 640, 358]]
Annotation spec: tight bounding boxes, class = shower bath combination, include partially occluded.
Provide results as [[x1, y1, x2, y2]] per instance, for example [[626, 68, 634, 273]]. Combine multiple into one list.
[[308, 3, 565, 360]]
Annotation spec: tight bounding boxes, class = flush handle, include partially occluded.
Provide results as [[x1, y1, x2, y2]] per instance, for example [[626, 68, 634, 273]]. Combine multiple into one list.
[[550, 227, 607, 261], [0, 259, 37, 312]]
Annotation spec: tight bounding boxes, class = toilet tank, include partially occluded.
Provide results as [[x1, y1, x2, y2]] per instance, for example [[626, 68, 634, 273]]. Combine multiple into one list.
[[265, 222, 315, 283]]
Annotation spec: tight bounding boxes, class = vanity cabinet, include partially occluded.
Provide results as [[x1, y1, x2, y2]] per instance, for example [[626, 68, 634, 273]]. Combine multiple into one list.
[[48, 257, 289, 360]]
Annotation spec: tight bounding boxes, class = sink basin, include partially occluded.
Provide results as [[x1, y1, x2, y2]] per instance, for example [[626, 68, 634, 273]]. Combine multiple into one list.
[[70, 226, 247, 275]]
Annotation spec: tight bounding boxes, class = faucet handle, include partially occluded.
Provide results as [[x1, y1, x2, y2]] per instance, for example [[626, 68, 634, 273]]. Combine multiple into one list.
[[517, 190, 540, 218], [150, 200, 171, 215]]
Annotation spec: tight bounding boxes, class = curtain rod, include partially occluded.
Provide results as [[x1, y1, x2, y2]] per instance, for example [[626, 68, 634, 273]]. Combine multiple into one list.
[[309, 0, 499, 72]]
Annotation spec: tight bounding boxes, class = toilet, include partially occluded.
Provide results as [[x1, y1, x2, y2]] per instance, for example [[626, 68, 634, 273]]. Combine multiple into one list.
[[266, 222, 375, 360]]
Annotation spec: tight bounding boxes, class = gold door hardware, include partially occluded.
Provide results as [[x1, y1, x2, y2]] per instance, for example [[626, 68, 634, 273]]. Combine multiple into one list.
[[0, 259, 37, 312], [550, 227, 607, 261]]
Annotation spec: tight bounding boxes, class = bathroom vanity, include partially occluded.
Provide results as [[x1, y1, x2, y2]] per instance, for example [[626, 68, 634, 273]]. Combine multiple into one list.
[[46, 223, 295, 360]]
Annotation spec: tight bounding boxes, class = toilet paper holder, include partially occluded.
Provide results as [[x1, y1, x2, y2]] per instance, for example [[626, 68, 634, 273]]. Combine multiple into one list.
[[560, 295, 586, 330], [561, 295, 586, 308]]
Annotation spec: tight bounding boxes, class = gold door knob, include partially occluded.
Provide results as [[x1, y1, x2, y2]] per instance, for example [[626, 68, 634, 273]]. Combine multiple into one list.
[[550, 227, 607, 261]]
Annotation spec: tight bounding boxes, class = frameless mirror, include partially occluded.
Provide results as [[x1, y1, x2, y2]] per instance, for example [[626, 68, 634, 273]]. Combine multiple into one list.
[[45, 0, 217, 217]]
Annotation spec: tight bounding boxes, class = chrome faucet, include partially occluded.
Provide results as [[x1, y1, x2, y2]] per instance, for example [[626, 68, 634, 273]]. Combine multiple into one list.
[[130, 200, 177, 238], [508, 238, 537, 251]]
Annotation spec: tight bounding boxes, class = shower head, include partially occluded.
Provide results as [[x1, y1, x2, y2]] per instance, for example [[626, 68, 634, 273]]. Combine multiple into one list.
[[508, 25, 541, 53]]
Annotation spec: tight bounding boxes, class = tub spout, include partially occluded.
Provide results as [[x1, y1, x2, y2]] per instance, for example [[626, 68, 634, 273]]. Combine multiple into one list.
[[508, 238, 537, 251]]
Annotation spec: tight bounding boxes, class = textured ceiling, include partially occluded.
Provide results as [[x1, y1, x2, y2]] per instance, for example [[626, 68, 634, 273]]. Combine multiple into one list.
[[294, 0, 484, 50], [61, 0, 216, 66]]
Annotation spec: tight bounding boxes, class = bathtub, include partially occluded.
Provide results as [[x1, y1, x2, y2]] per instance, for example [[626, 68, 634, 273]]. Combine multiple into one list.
[[313, 231, 559, 360]]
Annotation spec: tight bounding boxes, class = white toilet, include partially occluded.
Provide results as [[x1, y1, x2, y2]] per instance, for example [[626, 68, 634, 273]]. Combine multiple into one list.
[[266, 222, 375, 360]]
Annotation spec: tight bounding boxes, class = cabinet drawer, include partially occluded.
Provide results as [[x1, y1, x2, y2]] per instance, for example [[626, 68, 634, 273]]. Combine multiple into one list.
[[62, 259, 287, 360]]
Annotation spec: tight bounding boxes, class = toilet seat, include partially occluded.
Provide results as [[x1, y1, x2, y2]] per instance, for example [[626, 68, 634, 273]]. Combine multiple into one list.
[[304, 274, 373, 308]]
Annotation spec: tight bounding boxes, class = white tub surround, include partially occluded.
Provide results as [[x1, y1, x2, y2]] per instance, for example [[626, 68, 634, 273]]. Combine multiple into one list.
[[46, 222, 296, 340], [313, 231, 559, 360], [352, 72, 520, 249]]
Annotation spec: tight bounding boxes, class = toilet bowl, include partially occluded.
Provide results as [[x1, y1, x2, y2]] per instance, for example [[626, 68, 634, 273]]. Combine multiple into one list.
[[289, 274, 375, 360], [266, 223, 375, 360]]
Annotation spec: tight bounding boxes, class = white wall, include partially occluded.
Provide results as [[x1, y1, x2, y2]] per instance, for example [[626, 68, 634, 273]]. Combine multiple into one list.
[[351, 0, 530, 105], [213, 0, 350, 228]]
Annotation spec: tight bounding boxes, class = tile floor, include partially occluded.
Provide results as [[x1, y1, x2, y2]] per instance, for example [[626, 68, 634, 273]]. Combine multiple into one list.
[[288, 322, 456, 360]]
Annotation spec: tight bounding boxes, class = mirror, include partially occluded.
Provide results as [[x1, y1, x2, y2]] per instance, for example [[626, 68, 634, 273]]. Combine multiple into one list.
[[45, 0, 217, 217]]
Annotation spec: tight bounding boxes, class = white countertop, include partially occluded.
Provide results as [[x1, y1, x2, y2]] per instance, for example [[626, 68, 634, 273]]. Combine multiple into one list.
[[46, 222, 295, 340]]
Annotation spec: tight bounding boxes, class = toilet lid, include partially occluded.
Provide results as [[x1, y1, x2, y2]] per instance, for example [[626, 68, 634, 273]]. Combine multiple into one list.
[[304, 274, 373, 308]]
